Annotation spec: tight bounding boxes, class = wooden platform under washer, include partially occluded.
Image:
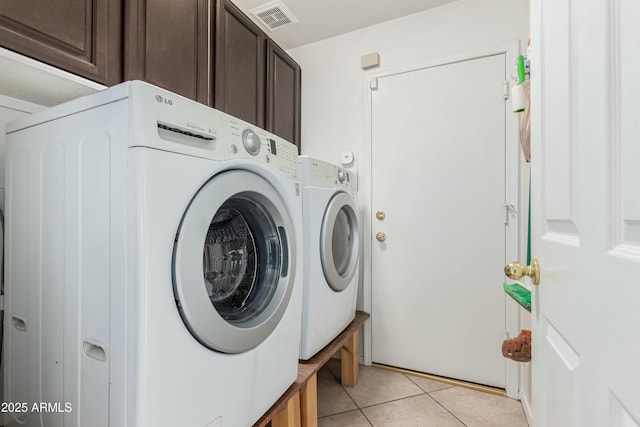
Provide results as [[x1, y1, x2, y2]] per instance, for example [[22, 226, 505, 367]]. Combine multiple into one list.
[[254, 311, 370, 427]]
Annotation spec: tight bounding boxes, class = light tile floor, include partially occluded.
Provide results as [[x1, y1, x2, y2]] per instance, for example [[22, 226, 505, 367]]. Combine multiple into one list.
[[318, 359, 529, 427]]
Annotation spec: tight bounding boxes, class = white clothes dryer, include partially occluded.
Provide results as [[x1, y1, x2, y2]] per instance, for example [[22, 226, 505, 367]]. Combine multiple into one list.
[[298, 156, 360, 360], [4, 81, 302, 427]]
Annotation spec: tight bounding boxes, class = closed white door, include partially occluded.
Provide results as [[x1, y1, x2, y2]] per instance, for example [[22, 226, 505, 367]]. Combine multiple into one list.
[[530, 0, 640, 424], [370, 53, 514, 388]]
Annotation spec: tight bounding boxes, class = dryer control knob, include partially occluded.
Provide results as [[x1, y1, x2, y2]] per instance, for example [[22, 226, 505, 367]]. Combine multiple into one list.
[[337, 169, 346, 183], [242, 129, 261, 156]]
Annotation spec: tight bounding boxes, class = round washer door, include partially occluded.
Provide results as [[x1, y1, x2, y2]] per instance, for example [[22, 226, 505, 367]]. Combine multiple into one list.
[[320, 191, 359, 292], [173, 170, 297, 354]]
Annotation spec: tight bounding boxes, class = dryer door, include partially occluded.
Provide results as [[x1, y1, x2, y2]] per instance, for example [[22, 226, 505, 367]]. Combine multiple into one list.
[[173, 170, 297, 354], [320, 192, 359, 292]]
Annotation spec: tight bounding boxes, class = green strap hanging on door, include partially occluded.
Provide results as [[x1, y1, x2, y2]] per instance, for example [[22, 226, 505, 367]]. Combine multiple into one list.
[[527, 169, 531, 266]]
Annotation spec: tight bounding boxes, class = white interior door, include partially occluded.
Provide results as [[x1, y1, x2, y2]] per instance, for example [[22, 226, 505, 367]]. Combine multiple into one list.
[[370, 52, 515, 389], [530, 0, 640, 425]]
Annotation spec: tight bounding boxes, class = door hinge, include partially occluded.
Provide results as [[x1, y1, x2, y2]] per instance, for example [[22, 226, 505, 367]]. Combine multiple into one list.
[[370, 77, 378, 90], [503, 80, 509, 100], [504, 204, 517, 225]]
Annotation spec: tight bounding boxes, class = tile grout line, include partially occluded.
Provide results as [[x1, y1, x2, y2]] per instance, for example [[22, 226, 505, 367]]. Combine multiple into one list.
[[353, 390, 426, 427], [425, 389, 470, 427], [354, 391, 427, 411], [317, 408, 374, 427], [369, 372, 469, 426], [336, 365, 427, 425], [315, 365, 373, 421], [404, 372, 456, 394], [316, 407, 365, 420], [338, 364, 428, 410], [403, 372, 470, 425], [359, 408, 374, 427], [339, 377, 363, 414]]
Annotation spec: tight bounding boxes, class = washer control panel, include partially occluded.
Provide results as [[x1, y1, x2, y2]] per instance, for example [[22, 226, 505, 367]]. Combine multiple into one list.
[[226, 119, 299, 179], [299, 156, 357, 194]]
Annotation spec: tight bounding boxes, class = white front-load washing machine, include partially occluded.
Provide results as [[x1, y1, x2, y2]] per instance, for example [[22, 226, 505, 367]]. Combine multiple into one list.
[[3, 81, 302, 427], [298, 156, 360, 360]]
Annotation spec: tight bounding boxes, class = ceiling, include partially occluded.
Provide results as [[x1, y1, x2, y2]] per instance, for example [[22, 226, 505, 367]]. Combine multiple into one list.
[[232, 0, 460, 50]]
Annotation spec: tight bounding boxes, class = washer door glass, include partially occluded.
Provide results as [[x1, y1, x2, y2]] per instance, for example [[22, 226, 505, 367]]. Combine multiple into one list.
[[320, 192, 359, 292], [204, 198, 280, 323], [173, 170, 297, 354]]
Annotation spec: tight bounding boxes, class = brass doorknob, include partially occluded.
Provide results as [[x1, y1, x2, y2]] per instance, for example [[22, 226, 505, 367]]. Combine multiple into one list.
[[376, 232, 386, 242], [504, 259, 540, 285], [376, 210, 386, 221]]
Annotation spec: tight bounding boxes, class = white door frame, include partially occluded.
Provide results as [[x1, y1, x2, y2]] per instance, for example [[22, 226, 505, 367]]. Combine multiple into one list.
[[361, 40, 523, 398]]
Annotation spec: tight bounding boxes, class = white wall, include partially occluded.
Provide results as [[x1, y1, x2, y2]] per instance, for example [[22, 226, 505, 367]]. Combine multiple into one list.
[[289, 0, 529, 163], [288, 0, 531, 408]]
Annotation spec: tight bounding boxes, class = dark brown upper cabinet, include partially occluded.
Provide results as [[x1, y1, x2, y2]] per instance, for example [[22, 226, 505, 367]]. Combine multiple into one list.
[[1, 0, 302, 150], [266, 39, 301, 152], [0, 0, 122, 85], [124, 0, 211, 103], [214, 0, 265, 128]]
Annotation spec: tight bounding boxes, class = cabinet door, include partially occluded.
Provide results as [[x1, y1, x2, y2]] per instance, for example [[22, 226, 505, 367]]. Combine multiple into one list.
[[266, 40, 301, 152], [124, 0, 210, 103], [0, 0, 122, 85], [214, 0, 265, 127]]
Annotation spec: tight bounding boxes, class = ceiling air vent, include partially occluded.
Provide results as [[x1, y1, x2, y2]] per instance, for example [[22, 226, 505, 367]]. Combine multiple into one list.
[[249, 0, 298, 32]]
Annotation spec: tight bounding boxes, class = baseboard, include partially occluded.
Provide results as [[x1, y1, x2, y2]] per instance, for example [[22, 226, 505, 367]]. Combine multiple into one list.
[[520, 389, 533, 426]]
